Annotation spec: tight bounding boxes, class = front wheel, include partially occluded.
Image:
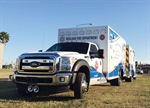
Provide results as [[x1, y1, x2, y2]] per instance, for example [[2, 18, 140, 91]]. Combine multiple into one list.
[[74, 73, 88, 99]]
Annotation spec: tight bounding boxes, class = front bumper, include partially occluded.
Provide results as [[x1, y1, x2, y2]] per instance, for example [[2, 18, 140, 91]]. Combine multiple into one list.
[[11, 71, 72, 86]]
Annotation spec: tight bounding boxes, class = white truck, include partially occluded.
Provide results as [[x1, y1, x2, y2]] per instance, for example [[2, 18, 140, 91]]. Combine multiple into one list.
[[10, 25, 136, 98]]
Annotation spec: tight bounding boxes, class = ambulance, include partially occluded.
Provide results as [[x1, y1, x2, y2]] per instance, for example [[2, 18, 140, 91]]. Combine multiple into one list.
[[10, 25, 136, 99], [125, 45, 136, 81]]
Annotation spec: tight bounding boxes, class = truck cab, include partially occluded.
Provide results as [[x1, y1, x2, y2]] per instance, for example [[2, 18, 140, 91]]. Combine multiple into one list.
[[10, 41, 104, 99]]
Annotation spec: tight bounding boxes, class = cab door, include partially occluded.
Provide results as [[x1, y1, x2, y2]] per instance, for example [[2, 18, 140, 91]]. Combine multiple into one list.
[[89, 44, 106, 85]]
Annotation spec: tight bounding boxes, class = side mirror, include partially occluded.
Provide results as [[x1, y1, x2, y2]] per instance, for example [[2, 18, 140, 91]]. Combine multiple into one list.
[[98, 49, 104, 58]]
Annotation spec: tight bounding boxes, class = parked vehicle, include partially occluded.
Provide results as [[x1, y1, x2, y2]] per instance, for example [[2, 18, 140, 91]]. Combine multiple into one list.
[[136, 69, 143, 74], [9, 25, 136, 98]]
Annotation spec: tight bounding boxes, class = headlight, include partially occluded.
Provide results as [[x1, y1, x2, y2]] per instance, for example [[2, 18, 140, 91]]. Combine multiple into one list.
[[60, 57, 75, 71], [13, 58, 19, 71], [61, 57, 75, 64]]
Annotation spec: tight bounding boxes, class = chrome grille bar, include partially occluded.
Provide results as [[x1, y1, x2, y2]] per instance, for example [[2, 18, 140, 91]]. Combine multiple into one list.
[[19, 56, 55, 74]]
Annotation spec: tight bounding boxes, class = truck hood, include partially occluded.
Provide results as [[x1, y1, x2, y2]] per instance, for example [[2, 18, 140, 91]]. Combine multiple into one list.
[[20, 51, 86, 58]]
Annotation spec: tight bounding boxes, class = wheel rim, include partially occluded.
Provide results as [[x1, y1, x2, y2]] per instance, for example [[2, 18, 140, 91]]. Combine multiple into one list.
[[81, 79, 88, 95]]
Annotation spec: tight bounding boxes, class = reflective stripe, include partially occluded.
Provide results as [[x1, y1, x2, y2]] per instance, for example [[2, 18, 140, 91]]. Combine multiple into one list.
[[126, 46, 129, 76]]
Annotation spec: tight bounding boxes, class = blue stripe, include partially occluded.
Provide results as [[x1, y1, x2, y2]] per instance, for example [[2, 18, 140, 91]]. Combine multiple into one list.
[[90, 67, 102, 78], [109, 29, 119, 40], [108, 62, 123, 77]]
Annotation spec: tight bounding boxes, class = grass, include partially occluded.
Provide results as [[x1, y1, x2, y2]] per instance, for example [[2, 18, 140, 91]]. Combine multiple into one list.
[[0, 69, 13, 78], [0, 69, 150, 108]]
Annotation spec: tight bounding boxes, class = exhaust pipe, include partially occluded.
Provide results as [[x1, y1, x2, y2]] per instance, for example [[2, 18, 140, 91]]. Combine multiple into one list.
[[27, 85, 33, 92], [33, 86, 39, 93], [27, 85, 39, 93]]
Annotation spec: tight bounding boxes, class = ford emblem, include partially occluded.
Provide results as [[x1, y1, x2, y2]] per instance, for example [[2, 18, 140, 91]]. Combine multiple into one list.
[[30, 61, 40, 67]]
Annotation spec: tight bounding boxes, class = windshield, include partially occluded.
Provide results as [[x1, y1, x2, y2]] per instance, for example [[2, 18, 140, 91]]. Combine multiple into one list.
[[46, 42, 89, 54]]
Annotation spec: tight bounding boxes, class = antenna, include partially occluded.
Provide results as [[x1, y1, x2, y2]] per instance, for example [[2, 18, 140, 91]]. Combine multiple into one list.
[[41, 33, 45, 51], [76, 23, 93, 27]]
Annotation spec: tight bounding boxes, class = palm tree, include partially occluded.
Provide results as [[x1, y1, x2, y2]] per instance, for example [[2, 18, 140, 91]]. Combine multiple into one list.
[[0, 32, 10, 44]]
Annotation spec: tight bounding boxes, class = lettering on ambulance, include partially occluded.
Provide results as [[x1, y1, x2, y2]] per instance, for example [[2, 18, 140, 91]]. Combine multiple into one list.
[[114, 44, 122, 58], [64, 36, 98, 41], [60, 36, 98, 42]]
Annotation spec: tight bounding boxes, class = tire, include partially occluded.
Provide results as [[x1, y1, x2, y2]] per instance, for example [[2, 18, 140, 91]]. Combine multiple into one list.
[[110, 71, 122, 86], [74, 73, 88, 99], [133, 77, 136, 80], [110, 78, 122, 86], [125, 77, 132, 82]]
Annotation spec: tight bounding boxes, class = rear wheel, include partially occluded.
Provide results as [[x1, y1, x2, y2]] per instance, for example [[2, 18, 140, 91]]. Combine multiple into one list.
[[74, 73, 88, 99], [133, 77, 136, 80], [125, 77, 132, 82], [110, 71, 122, 86], [110, 78, 122, 86]]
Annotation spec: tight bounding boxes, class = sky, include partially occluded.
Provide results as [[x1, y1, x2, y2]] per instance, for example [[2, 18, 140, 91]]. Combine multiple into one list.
[[0, 0, 150, 65]]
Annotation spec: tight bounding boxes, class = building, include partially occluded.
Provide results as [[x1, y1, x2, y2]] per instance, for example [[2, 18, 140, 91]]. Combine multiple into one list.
[[0, 43, 4, 69]]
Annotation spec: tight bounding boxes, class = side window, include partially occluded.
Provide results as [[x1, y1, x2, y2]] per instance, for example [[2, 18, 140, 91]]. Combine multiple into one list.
[[90, 44, 98, 52], [90, 44, 98, 58]]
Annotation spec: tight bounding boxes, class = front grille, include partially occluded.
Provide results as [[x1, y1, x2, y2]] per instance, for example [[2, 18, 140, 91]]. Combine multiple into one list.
[[19, 56, 55, 74], [16, 77, 53, 84]]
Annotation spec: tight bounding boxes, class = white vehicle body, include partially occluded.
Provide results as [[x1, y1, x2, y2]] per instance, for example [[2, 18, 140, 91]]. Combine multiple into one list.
[[58, 26, 126, 84], [126, 45, 136, 79]]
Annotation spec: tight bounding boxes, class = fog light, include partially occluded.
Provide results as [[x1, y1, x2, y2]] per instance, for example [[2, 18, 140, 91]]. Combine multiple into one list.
[[60, 77, 65, 82]]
